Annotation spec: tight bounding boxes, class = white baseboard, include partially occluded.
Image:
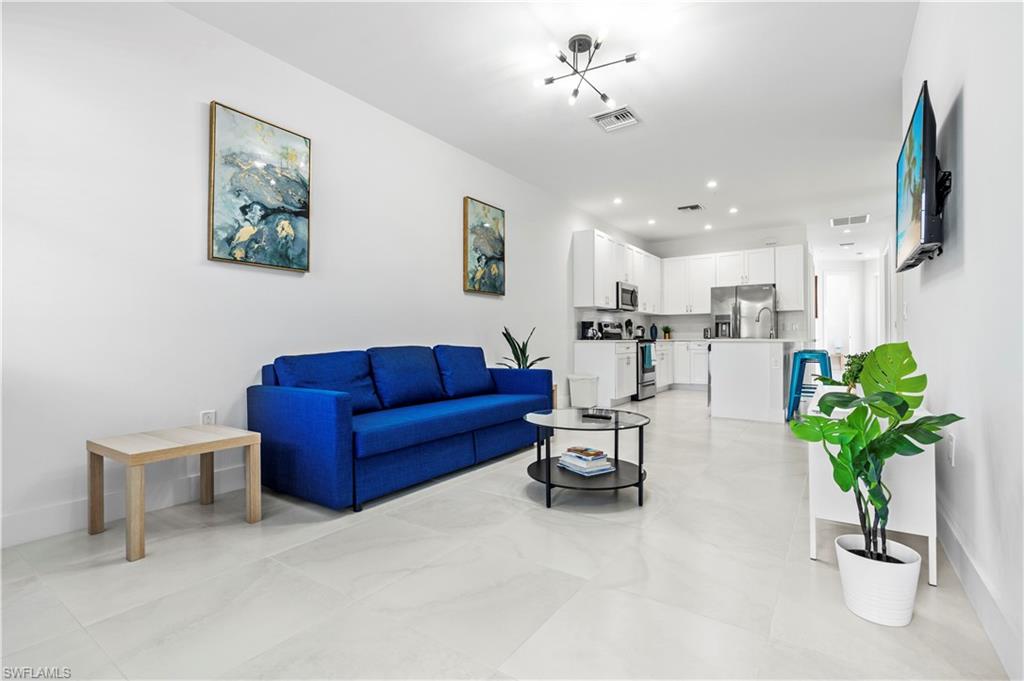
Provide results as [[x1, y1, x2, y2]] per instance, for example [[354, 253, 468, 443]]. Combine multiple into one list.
[[2, 465, 246, 548], [938, 503, 1021, 679]]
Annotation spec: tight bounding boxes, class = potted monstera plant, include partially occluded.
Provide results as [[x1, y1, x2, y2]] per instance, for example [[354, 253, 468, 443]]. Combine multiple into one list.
[[791, 342, 962, 626]]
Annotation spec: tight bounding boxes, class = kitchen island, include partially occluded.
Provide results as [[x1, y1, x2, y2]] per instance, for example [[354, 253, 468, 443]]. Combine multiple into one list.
[[709, 339, 808, 423]]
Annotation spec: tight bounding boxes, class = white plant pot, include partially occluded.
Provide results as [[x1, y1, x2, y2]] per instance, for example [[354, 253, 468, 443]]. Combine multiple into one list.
[[835, 534, 921, 626]]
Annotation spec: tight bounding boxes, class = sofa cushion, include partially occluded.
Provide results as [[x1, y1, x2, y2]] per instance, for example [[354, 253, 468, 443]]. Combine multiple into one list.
[[433, 345, 494, 398], [273, 351, 381, 414], [352, 393, 549, 458], [367, 346, 445, 408]]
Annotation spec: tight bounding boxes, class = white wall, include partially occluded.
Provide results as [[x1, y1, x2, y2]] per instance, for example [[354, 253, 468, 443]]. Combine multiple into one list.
[[0, 3, 645, 545], [900, 3, 1022, 677]]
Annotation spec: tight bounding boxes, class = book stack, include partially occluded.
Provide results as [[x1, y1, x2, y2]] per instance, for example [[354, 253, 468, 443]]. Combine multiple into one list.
[[558, 446, 615, 477]]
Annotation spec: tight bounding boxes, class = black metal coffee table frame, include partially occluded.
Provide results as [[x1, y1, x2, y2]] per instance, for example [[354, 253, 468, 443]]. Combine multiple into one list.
[[524, 409, 650, 508]]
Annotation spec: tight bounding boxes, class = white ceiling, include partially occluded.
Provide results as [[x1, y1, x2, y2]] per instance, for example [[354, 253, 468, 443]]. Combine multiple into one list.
[[179, 1, 918, 255]]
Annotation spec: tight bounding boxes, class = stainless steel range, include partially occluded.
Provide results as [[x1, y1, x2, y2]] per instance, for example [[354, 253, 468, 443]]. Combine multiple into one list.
[[634, 339, 656, 401]]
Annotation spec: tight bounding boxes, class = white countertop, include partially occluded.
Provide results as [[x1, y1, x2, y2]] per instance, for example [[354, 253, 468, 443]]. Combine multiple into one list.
[[574, 338, 705, 343], [709, 338, 811, 344]]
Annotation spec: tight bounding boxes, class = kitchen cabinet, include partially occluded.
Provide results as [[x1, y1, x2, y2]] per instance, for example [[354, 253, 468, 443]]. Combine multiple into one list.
[[615, 352, 637, 399], [574, 228, 803, 313], [662, 255, 716, 314], [655, 342, 673, 388], [686, 255, 716, 313], [745, 248, 775, 285], [715, 252, 745, 287], [774, 244, 805, 311], [573, 229, 617, 308], [716, 248, 775, 286], [688, 343, 709, 385], [573, 229, 659, 308], [662, 258, 687, 314], [574, 341, 638, 406], [639, 252, 661, 313], [672, 342, 691, 383]]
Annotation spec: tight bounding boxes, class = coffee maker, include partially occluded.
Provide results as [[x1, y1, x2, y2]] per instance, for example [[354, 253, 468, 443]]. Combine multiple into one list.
[[579, 321, 600, 340]]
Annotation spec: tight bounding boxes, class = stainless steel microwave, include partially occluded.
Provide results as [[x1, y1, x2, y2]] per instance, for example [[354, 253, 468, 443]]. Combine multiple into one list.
[[616, 281, 638, 311]]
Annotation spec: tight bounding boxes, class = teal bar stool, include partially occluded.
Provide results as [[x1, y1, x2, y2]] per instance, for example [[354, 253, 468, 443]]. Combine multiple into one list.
[[787, 350, 833, 421]]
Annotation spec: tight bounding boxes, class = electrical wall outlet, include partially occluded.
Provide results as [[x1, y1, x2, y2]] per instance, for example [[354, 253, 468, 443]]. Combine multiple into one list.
[[200, 410, 216, 426]]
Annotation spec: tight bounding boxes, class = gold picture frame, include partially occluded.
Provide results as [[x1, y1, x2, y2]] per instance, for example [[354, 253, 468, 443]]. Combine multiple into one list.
[[463, 196, 506, 295], [208, 101, 311, 273]]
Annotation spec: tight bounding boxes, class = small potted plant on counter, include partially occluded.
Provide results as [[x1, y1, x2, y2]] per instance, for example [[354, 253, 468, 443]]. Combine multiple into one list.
[[661, 325, 673, 340], [790, 341, 962, 626]]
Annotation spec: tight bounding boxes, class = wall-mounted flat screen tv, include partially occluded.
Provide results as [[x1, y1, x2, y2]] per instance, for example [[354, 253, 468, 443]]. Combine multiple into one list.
[[896, 81, 946, 272]]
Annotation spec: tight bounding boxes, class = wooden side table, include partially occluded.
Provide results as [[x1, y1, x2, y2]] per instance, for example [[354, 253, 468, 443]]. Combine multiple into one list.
[[86, 425, 261, 561]]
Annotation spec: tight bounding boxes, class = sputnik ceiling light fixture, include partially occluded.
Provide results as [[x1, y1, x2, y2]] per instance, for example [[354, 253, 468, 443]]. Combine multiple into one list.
[[538, 32, 640, 108]]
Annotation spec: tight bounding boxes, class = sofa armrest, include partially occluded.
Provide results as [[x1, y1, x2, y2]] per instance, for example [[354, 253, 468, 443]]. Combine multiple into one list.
[[489, 368, 553, 408], [246, 385, 354, 510]]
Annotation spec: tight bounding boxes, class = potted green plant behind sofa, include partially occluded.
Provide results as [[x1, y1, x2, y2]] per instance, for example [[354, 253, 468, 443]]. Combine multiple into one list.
[[499, 327, 549, 369], [790, 341, 962, 626]]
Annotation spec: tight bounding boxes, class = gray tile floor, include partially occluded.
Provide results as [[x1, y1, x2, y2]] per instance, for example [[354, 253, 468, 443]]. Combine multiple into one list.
[[1, 391, 1007, 679]]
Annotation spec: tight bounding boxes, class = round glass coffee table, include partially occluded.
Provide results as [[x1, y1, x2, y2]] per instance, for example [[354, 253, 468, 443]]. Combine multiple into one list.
[[523, 408, 651, 508]]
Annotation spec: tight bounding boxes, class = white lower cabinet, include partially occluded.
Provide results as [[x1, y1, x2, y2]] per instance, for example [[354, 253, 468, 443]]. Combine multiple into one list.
[[688, 342, 709, 385], [672, 343, 691, 383], [655, 342, 673, 388], [615, 352, 637, 399], [574, 342, 638, 407]]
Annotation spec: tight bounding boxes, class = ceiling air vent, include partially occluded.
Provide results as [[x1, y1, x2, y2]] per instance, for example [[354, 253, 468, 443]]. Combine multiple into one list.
[[591, 106, 640, 133], [830, 213, 870, 228], [677, 203, 705, 212]]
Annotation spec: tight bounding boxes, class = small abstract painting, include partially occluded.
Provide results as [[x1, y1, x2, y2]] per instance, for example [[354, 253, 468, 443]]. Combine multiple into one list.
[[208, 102, 310, 272], [463, 196, 505, 295]]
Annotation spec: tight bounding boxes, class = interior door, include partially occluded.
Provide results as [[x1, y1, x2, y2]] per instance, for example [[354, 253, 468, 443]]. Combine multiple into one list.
[[715, 252, 744, 287], [687, 255, 717, 313], [823, 272, 852, 358], [745, 248, 775, 285]]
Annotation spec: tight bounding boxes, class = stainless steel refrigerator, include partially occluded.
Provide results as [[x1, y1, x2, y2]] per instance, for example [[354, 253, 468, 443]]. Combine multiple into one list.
[[710, 284, 777, 338]]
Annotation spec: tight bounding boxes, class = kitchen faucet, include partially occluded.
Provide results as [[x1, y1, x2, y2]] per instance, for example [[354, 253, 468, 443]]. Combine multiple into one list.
[[756, 306, 776, 338]]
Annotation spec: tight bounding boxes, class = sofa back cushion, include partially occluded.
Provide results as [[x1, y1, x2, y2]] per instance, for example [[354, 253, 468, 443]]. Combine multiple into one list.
[[273, 351, 381, 414], [368, 346, 445, 408], [433, 345, 494, 398]]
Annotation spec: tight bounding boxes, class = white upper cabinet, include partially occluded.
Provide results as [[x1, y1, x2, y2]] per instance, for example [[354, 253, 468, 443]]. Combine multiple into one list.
[[744, 248, 775, 285], [715, 252, 744, 286], [575, 228, 803, 313], [662, 254, 716, 314], [686, 255, 716, 314], [573, 229, 659, 309], [774, 244, 805, 311], [661, 257, 687, 314], [716, 248, 775, 286], [640, 252, 661, 313]]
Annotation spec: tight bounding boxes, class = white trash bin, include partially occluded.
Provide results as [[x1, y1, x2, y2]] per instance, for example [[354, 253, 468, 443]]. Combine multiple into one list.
[[567, 374, 598, 408]]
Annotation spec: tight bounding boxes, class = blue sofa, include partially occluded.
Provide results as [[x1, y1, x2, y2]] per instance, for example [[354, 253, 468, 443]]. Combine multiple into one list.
[[247, 344, 551, 511]]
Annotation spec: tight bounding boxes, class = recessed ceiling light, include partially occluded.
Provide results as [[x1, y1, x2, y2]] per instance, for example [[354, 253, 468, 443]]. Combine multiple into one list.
[[706, 180, 718, 189], [613, 197, 622, 204], [843, 228, 851, 234], [728, 207, 738, 214], [704, 224, 713, 230], [647, 219, 656, 225]]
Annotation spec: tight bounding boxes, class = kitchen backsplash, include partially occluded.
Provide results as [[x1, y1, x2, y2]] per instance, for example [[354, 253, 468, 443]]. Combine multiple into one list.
[[647, 310, 809, 340], [574, 308, 654, 338]]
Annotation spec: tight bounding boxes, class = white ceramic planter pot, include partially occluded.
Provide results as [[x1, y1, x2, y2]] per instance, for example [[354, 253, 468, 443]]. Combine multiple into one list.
[[835, 534, 921, 626]]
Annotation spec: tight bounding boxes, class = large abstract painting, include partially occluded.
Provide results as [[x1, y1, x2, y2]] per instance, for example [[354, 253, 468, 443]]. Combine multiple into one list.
[[208, 102, 310, 272], [463, 196, 505, 295]]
